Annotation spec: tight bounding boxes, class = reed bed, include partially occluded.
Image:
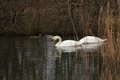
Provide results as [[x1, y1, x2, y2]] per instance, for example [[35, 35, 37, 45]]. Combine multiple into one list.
[[0, 0, 119, 36]]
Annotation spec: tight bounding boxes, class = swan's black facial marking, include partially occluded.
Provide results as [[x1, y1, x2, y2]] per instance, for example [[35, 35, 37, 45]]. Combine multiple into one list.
[[55, 39, 59, 42], [53, 39, 59, 43], [52, 38, 59, 44], [52, 39, 54, 41]]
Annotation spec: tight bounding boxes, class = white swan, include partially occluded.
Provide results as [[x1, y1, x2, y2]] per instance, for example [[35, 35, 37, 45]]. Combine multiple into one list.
[[79, 36, 107, 45], [52, 36, 80, 47]]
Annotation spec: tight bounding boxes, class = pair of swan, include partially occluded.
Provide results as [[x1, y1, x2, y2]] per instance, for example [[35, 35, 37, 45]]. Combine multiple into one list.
[[52, 36, 107, 47]]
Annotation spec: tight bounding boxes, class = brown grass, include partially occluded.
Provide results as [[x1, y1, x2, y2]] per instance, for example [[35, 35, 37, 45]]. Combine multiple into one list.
[[96, 1, 120, 80]]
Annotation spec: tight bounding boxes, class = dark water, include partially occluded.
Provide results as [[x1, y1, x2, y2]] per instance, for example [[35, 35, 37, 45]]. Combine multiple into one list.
[[0, 36, 106, 80]]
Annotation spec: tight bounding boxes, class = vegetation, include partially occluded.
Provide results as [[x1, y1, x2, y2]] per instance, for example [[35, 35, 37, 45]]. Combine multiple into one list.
[[0, 0, 119, 36]]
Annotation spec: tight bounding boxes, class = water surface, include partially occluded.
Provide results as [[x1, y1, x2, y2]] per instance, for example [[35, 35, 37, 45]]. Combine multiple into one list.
[[0, 36, 118, 80]]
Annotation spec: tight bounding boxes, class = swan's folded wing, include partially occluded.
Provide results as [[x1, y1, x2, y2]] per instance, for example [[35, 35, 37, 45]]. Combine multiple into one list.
[[60, 40, 79, 46]]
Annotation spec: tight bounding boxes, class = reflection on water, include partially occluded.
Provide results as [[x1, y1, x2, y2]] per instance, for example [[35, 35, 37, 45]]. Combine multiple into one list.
[[0, 36, 113, 80]]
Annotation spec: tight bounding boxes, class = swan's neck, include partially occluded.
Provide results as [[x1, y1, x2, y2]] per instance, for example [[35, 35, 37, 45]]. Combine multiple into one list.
[[55, 37, 62, 46]]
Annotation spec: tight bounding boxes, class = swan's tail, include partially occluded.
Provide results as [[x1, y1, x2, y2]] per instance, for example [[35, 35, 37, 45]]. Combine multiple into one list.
[[102, 39, 107, 42]]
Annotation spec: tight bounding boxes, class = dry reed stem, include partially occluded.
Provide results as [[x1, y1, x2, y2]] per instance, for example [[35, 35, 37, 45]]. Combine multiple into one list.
[[67, 0, 78, 40], [98, 2, 118, 80], [104, 2, 115, 62]]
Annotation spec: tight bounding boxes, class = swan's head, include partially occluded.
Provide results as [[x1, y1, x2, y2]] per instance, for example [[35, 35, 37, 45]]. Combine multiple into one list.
[[52, 36, 61, 41]]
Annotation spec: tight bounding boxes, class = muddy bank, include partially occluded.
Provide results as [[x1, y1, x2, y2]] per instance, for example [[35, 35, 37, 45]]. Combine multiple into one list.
[[0, 0, 119, 36]]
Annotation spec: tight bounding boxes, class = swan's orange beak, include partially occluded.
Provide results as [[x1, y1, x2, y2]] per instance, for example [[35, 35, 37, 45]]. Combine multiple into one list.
[[52, 38, 55, 41], [52, 36, 57, 41]]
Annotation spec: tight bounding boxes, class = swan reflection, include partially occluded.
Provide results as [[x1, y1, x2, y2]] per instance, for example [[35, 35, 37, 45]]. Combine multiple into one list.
[[56, 46, 81, 53], [80, 43, 105, 52]]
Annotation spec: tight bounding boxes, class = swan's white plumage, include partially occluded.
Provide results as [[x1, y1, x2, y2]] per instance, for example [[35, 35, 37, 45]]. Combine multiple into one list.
[[79, 36, 107, 44], [52, 36, 80, 47], [52, 36, 107, 47], [57, 40, 79, 47]]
